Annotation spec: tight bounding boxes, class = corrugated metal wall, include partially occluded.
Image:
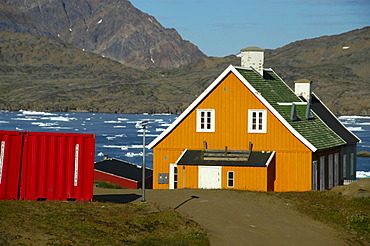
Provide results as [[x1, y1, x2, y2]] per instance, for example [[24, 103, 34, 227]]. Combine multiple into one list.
[[0, 131, 95, 201], [20, 132, 95, 201], [0, 131, 24, 200], [153, 73, 313, 191]]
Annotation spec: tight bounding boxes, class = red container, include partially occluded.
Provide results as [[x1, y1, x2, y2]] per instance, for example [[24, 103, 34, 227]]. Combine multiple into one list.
[[20, 132, 95, 201], [0, 130, 24, 200]]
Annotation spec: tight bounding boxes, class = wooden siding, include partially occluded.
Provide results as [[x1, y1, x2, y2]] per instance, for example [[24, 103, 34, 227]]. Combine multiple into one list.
[[313, 147, 342, 190], [153, 73, 313, 191], [222, 166, 268, 191]]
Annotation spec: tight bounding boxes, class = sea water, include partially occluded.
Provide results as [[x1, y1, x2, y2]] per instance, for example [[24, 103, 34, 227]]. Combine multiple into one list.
[[0, 110, 369, 178]]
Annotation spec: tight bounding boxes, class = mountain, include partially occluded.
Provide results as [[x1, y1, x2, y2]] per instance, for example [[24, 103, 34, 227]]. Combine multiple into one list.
[[1, 0, 206, 69], [264, 26, 370, 115], [0, 32, 204, 113], [0, 0, 369, 115], [1, 28, 369, 115]]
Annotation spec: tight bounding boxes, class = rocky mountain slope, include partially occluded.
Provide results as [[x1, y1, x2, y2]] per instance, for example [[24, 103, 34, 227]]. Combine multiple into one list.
[[1, 0, 206, 69], [0, 32, 202, 113], [264, 27, 370, 115], [0, 0, 369, 115]]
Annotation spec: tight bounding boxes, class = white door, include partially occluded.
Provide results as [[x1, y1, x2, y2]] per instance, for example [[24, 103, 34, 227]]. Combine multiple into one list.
[[169, 164, 178, 189], [198, 166, 221, 189]]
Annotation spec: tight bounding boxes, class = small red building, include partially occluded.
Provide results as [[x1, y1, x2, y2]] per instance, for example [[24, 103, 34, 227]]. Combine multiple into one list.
[[94, 158, 153, 189]]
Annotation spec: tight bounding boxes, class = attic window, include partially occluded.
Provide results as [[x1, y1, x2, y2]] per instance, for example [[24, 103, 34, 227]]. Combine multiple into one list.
[[248, 110, 267, 133], [196, 109, 215, 132]]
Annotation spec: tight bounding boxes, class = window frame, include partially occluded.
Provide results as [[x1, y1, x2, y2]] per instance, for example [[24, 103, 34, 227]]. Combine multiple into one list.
[[227, 171, 234, 188], [196, 109, 215, 132], [248, 109, 267, 133]]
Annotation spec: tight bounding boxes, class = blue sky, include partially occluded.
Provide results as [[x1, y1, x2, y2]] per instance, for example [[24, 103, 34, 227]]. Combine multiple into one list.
[[129, 0, 369, 57]]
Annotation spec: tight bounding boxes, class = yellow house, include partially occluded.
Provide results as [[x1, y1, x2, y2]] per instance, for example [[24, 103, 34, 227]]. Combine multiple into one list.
[[148, 47, 359, 191]]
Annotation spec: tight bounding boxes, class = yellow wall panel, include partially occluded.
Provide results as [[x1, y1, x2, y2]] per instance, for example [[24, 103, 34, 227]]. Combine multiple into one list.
[[222, 166, 268, 191]]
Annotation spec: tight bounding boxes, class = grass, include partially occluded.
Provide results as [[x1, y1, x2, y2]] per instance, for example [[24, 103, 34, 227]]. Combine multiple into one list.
[[94, 181, 123, 189], [0, 200, 209, 245], [276, 191, 370, 245]]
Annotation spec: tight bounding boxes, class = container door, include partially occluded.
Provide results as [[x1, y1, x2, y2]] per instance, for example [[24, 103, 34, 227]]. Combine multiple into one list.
[[198, 166, 221, 189], [0, 131, 24, 200]]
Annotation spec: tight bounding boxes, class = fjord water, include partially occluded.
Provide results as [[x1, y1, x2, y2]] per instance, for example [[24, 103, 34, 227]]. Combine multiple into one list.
[[0, 111, 369, 178]]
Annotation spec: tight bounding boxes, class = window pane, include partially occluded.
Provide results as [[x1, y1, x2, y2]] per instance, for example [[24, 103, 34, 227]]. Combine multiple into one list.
[[258, 112, 263, 130], [252, 112, 257, 130]]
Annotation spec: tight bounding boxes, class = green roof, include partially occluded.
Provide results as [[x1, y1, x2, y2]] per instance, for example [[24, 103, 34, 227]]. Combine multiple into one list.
[[236, 68, 346, 151]]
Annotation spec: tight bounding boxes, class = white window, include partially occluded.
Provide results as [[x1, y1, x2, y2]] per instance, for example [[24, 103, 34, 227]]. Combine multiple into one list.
[[227, 171, 234, 188], [248, 110, 267, 133], [197, 109, 215, 132]]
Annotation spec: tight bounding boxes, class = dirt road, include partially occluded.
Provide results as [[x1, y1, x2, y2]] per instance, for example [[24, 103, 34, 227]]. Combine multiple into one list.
[[94, 188, 346, 246]]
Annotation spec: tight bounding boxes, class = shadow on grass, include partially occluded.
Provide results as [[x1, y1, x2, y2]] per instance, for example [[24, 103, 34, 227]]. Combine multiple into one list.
[[94, 194, 141, 204]]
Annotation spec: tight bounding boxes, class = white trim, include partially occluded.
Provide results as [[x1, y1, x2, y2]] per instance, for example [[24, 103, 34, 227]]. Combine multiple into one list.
[[169, 163, 178, 189], [148, 65, 235, 149], [175, 149, 188, 164], [148, 65, 318, 151], [265, 151, 276, 167], [231, 66, 317, 151], [227, 171, 234, 188], [312, 92, 361, 143], [0, 141, 5, 184], [74, 144, 79, 186], [248, 109, 267, 133], [196, 109, 215, 132]]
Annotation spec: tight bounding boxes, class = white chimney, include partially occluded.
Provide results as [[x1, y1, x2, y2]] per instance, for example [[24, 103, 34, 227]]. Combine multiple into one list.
[[294, 79, 312, 101], [238, 46, 264, 75]]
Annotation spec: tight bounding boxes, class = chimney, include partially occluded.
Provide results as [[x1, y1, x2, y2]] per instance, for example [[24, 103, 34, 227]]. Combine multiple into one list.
[[294, 79, 312, 101], [238, 46, 264, 75]]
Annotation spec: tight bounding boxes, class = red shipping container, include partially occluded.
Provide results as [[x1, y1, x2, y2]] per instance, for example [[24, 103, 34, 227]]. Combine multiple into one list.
[[20, 132, 95, 201], [0, 130, 24, 200]]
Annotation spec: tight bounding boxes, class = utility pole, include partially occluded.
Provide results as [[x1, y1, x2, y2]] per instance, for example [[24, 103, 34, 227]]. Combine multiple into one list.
[[141, 120, 148, 202]]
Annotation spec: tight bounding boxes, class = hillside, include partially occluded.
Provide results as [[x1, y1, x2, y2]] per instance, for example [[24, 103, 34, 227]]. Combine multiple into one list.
[[264, 27, 370, 115], [0, 32, 200, 113], [1, 27, 370, 115], [1, 0, 206, 69]]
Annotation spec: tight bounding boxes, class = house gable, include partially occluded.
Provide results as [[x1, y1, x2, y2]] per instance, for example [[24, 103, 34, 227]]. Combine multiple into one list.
[[149, 68, 311, 154]]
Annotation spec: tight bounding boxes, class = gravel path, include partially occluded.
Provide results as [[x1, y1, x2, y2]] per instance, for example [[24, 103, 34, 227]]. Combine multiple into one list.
[[94, 188, 346, 246]]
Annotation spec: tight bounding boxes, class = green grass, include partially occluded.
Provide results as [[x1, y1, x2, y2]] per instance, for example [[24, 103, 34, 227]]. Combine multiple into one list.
[[276, 191, 370, 245], [0, 200, 209, 245], [94, 181, 124, 189]]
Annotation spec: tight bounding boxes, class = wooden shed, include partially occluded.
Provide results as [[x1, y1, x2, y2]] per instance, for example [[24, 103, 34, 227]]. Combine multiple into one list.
[[94, 158, 153, 189], [148, 47, 359, 191]]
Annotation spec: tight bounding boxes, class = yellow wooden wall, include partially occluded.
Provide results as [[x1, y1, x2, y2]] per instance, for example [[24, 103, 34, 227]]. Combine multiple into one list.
[[152, 72, 313, 191], [221, 166, 268, 191]]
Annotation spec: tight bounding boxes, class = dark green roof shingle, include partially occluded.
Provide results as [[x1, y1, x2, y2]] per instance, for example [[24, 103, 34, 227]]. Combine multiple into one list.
[[236, 68, 346, 151]]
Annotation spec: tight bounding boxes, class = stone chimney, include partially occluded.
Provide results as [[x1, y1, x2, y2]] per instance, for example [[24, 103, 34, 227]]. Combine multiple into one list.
[[238, 46, 264, 75], [294, 79, 312, 101]]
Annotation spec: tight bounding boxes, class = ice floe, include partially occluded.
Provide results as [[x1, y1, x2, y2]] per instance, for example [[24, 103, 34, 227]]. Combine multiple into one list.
[[357, 171, 370, 179]]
